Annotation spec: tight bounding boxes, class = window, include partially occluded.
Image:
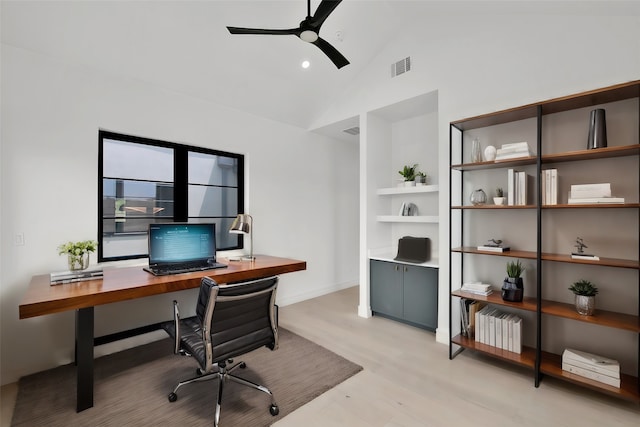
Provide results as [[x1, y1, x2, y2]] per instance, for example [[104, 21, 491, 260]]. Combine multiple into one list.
[[98, 131, 244, 262]]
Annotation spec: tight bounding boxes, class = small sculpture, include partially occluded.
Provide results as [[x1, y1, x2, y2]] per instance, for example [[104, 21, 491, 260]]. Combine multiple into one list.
[[574, 237, 587, 254], [485, 239, 503, 247]]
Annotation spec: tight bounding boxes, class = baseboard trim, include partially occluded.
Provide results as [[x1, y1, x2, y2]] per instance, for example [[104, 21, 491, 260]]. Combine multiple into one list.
[[277, 281, 357, 307]]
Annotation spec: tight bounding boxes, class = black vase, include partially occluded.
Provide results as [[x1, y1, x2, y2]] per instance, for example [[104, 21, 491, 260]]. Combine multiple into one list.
[[587, 108, 607, 149], [502, 277, 523, 302]]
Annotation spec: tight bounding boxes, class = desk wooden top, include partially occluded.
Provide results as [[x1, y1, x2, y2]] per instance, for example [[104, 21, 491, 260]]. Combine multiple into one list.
[[19, 255, 306, 319]]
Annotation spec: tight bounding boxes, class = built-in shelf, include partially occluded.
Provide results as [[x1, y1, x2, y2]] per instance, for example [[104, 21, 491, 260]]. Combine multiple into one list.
[[377, 215, 439, 223], [377, 184, 439, 195]]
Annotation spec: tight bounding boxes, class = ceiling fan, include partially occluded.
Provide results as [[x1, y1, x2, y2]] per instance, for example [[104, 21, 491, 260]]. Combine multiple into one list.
[[226, 0, 350, 69]]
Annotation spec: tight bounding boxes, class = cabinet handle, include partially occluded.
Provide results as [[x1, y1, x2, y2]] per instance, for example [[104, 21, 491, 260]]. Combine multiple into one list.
[[395, 265, 399, 271], [404, 266, 408, 272]]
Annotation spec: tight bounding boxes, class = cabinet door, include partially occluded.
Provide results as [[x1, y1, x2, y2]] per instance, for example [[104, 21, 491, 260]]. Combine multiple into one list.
[[370, 260, 403, 318], [403, 266, 438, 330]]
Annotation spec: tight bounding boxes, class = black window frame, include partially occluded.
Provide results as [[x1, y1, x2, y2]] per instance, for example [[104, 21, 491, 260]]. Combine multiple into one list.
[[98, 130, 245, 262]]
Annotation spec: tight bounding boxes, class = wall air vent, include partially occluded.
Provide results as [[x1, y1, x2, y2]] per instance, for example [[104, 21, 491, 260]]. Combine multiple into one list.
[[342, 126, 360, 135], [391, 56, 411, 78]]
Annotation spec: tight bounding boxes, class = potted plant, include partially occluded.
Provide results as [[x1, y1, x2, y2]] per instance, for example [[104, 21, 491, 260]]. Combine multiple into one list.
[[568, 279, 598, 315], [501, 259, 524, 302], [58, 240, 98, 271], [415, 171, 428, 186], [493, 187, 505, 205], [398, 164, 418, 186]]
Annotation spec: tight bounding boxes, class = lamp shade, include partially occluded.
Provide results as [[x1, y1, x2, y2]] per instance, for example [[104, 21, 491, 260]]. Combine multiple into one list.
[[229, 214, 251, 234]]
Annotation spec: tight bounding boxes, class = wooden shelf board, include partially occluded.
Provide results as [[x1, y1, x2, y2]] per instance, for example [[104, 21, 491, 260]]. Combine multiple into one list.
[[452, 248, 639, 269], [540, 351, 640, 403], [541, 253, 640, 269], [451, 334, 536, 368], [542, 144, 640, 164], [542, 300, 640, 332], [451, 203, 639, 209], [543, 203, 640, 209], [452, 247, 537, 259], [451, 81, 639, 130], [452, 290, 538, 312], [451, 204, 536, 209], [451, 157, 536, 171]]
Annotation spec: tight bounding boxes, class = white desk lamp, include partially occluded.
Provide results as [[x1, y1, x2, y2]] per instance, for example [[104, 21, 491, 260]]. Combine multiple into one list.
[[229, 214, 255, 261]]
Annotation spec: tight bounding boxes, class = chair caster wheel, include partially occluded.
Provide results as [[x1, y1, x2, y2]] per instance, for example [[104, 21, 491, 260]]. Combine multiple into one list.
[[269, 404, 279, 416], [239, 362, 247, 369], [168, 392, 178, 402]]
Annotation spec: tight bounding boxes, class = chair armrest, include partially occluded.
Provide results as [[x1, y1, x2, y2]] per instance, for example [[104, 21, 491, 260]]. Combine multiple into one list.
[[172, 300, 180, 354]]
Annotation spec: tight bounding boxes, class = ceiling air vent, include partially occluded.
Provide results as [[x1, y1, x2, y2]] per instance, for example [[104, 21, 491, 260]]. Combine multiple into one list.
[[342, 126, 360, 136], [391, 56, 411, 78]]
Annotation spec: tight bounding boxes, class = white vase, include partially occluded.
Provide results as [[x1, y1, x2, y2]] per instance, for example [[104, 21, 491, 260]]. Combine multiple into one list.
[[484, 145, 497, 161], [404, 181, 416, 187]]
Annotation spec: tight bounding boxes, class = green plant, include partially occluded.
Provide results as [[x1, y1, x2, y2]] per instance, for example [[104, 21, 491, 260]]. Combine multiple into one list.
[[58, 240, 98, 257], [398, 164, 418, 181], [568, 279, 599, 296], [506, 259, 524, 278], [496, 187, 504, 197]]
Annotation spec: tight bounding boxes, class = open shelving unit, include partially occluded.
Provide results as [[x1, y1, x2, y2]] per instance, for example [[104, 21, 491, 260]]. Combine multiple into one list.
[[448, 80, 640, 403]]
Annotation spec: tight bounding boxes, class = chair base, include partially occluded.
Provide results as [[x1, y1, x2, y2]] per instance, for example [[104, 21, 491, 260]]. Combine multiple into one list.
[[167, 360, 278, 426]]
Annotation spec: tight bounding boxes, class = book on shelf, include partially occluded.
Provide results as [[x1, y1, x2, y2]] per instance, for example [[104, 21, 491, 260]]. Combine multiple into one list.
[[507, 169, 515, 205], [494, 142, 533, 161], [562, 349, 620, 378], [512, 316, 522, 354], [50, 267, 103, 285], [567, 197, 624, 204], [571, 253, 600, 260], [506, 169, 529, 206], [541, 169, 558, 205], [461, 282, 493, 294], [569, 183, 611, 199], [476, 245, 510, 253], [561, 362, 620, 388]]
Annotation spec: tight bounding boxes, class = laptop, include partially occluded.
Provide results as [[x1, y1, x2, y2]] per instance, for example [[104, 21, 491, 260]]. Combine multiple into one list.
[[144, 223, 227, 276]]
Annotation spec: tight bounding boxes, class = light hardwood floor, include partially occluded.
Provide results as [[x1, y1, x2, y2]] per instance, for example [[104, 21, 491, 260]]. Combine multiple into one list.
[[2, 286, 639, 426]]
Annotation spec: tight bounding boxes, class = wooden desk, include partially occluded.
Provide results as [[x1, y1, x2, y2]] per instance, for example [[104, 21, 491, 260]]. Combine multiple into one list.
[[19, 255, 306, 412]]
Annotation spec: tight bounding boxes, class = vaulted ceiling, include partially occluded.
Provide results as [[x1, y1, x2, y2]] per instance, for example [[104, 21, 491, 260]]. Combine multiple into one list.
[[2, 1, 638, 130]]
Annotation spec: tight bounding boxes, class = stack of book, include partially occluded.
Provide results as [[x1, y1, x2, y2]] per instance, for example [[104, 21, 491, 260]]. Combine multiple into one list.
[[50, 267, 103, 285], [506, 169, 529, 205], [460, 282, 493, 296], [567, 183, 624, 204], [562, 348, 620, 388], [494, 142, 533, 161], [474, 306, 523, 354], [541, 168, 558, 205]]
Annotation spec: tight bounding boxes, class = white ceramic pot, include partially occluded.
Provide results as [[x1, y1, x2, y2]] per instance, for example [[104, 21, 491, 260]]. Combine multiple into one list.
[[493, 197, 505, 205]]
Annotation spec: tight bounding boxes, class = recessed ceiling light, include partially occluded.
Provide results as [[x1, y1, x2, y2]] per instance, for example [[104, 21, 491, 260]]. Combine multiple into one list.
[[301, 60, 310, 69]]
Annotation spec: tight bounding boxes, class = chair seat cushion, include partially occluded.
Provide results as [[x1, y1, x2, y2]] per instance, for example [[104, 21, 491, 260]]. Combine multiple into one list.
[[161, 317, 207, 368]]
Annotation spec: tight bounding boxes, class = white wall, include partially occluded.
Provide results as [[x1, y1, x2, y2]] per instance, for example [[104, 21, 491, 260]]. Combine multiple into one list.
[[312, 12, 640, 343], [0, 45, 359, 385]]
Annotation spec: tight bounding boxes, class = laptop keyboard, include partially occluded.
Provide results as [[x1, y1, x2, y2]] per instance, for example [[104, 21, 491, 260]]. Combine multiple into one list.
[[149, 262, 227, 276]]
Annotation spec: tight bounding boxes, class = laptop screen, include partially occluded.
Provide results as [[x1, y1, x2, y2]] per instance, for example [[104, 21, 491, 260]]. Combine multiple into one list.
[[148, 223, 216, 267]]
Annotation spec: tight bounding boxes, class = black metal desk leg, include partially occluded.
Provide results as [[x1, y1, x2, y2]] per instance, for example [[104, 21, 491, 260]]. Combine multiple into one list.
[[75, 307, 94, 412]]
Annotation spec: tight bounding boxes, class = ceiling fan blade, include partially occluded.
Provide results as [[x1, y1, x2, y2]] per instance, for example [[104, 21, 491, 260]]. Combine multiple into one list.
[[227, 26, 300, 36], [312, 37, 349, 69], [311, 0, 342, 28]]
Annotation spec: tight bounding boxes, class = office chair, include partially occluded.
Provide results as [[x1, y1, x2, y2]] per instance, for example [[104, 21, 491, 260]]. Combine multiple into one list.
[[161, 276, 280, 426]]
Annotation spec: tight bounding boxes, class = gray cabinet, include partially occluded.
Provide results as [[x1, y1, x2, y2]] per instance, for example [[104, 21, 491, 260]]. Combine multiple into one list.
[[370, 259, 438, 331]]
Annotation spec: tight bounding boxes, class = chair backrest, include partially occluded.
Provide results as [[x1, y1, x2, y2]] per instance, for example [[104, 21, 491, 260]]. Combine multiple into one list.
[[196, 276, 278, 371]]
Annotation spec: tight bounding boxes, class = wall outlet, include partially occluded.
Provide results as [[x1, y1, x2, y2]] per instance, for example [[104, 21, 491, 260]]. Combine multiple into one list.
[[15, 232, 25, 246]]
